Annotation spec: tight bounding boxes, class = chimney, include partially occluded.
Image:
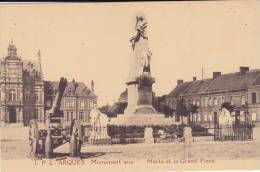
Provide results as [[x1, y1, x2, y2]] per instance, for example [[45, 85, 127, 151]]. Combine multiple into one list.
[[193, 77, 197, 81], [240, 66, 249, 75], [71, 79, 76, 94], [213, 72, 221, 79], [177, 79, 183, 85]]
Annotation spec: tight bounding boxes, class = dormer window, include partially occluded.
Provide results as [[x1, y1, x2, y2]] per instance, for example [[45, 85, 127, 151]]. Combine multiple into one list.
[[68, 88, 72, 95]]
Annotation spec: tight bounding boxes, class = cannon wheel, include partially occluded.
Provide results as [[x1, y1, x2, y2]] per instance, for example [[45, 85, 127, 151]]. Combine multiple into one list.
[[69, 119, 83, 157], [29, 119, 39, 157]]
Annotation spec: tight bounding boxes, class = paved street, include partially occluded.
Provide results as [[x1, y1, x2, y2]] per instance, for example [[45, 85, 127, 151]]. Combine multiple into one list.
[[1, 126, 260, 161]]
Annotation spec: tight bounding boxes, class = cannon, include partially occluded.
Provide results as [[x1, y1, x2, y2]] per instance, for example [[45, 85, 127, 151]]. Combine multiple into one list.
[[29, 77, 83, 158]]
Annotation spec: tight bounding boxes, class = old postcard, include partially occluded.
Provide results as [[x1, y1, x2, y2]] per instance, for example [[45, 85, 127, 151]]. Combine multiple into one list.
[[0, 1, 260, 172]]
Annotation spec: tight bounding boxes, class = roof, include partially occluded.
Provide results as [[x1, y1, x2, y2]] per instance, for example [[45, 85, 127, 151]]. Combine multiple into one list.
[[44, 80, 97, 97], [167, 69, 260, 98]]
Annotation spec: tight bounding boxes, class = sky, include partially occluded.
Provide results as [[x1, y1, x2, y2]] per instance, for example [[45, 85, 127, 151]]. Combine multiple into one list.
[[0, 2, 260, 106]]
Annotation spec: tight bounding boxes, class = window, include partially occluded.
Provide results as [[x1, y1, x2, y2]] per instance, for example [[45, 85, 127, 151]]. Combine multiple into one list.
[[205, 98, 208, 107], [25, 92, 30, 101], [79, 112, 84, 120], [197, 113, 201, 121], [192, 100, 196, 105], [66, 112, 70, 121], [173, 99, 176, 105], [240, 111, 245, 122], [34, 109, 38, 119], [222, 96, 225, 103], [241, 96, 246, 105], [208, 98, 212, 106], [213, 97, 218, 106], [204, 114, 208, 121], [88, 101, 93, 109], [79, 101, 84, 109], [16, 90, 19, 100], [252, 113, 257, 121], [8, 89, 16, 101], [208, 114, 212, 121], [252, 92, 256, 104], [66, 100, 75, 108], [71, 112, 74, 120], [0, 91, 4, 101], [196, 99, 200, 106], [40, 91, 43, 102], [68, 88, 72, 95], [231, 96, 235, 105]]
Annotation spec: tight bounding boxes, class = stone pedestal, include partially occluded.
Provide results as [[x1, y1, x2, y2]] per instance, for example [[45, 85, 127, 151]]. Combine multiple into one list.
[[144, 127, 154, 143], [125, 73, 156, 114], [110, 113, 180, 126]]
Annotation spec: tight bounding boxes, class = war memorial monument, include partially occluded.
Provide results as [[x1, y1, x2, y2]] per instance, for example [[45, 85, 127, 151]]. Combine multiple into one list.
[[110, 14, 176, 127]]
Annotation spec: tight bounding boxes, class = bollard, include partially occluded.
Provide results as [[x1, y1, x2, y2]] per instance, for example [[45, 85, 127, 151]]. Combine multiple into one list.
[[45, 129, 53, 158]]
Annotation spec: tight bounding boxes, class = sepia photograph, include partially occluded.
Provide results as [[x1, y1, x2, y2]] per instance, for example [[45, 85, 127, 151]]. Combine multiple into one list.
[[0, 1, 260, 172]]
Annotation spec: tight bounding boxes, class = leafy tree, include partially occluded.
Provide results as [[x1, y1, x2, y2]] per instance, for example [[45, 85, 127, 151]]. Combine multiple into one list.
[[99, 102, 128, 118], [98, 104, 114, 117], [162, 105, 174, 117], [221, 102, 234, 112]]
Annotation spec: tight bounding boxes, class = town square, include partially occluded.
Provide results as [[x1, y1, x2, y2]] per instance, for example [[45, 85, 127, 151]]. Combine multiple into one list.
[[1, 2, 260, 171]]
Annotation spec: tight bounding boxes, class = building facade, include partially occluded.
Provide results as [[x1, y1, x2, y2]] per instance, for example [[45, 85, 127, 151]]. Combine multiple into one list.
[[0, 42, 44, 126], [44, 79, 97, 124], [166, 67, 260, 127]]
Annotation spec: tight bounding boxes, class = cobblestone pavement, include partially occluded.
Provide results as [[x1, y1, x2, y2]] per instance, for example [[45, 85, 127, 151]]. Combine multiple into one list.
[[1, 127, 260, 160]]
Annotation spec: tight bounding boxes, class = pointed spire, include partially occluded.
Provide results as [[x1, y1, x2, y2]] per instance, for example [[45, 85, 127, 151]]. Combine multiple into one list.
[[37, 50, 43, 79]]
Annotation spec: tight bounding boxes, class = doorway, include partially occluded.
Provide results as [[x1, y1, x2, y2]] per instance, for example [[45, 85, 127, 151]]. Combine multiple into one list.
[[9, 107, 16, 123]]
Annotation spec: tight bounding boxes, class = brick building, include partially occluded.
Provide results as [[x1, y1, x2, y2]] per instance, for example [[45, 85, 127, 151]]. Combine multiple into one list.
[[44, 79, 97, 124], [166, 67, 260, 127], [0, 42, 44, 126]]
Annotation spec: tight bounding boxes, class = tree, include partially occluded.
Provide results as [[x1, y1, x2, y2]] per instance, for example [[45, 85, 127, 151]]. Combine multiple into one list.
[[98, 104, 113, 117], [110, 102, 127, 116], [99, 102, 128, 118], [162, 105, 173, 117], [221, 102, 234, 112]]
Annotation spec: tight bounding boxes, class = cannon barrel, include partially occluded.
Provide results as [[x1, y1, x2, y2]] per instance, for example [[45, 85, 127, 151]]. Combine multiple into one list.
[[46, 77, 67, 123], [51, 77, 67, 115]]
